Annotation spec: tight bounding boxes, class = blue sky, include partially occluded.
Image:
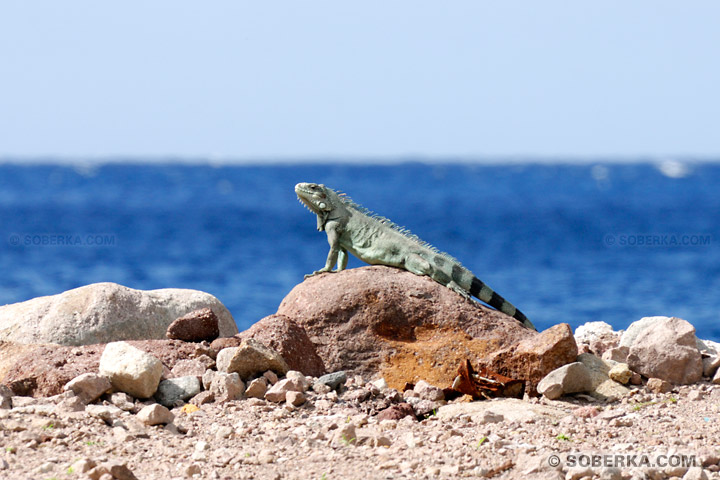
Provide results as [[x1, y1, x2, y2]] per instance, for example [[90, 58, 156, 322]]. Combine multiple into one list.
[[1, 1, 719, 161]]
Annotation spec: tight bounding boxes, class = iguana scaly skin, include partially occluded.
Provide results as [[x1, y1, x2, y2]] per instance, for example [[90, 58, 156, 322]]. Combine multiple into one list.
[[295, 182, 536, 330]]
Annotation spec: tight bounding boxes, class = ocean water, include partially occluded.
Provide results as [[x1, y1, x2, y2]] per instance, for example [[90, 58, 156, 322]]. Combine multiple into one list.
[[1, 161, 719, 340]]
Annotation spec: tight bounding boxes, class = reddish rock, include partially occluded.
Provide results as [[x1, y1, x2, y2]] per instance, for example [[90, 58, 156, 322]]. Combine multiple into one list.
[[166, 308, 220, 342], [209, 336, 243, 353], [238, 314, 326, 377], [482, 323, 579, 396], [276, 266, 576, 396], [189, 390, 215, 406], [1, 340, 201, 398], [170, 356, 215, 378], [376, 403, 417, 421]]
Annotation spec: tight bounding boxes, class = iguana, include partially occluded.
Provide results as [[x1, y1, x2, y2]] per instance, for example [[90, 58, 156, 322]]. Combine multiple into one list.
[[295, 182, 536, 330]]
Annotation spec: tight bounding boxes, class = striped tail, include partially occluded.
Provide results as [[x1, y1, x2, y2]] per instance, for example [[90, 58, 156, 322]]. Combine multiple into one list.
[[470, 277, 536, 331]]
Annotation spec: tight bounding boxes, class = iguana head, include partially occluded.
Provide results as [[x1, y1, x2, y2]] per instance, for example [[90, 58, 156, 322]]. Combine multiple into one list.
[[295, 183, 339, 215]]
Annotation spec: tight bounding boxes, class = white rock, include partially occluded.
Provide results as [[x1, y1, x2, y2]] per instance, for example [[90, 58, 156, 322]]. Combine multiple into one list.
[[137, 403, 174, 426], [682, 467, 709, 480], [286, 390, 306, 406], [216, 339, 289, 379], [574, 321, 620, 355], [99, 342, 163, 399], [602, 346, 629, 363], [371, 378, 388, 390], [414, 380, 444, 401], [625, 317, 702, 384], [0, 282, 237, 345], [264, 378, 305, 403], [63, 373, 112, 404], [209, 372, 245, 403], [537, 362, 592, 399], [245, 378, 268, 399], [285, 370, 310, 391]]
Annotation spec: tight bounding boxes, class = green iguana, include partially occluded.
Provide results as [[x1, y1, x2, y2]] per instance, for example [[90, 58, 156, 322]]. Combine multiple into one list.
[[295, 182, 536, 330]]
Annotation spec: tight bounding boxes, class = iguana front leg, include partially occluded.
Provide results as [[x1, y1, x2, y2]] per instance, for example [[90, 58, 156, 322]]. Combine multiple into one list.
[[305, 223, 345, 278]]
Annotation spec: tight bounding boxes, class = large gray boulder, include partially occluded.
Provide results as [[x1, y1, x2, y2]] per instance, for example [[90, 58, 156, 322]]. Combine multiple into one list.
[[0, 282, 237, 346]]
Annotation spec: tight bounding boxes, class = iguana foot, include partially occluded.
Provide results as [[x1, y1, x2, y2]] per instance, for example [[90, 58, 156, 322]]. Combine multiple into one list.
[[448, 281, 472, 300], [304, 269, 335, 279]]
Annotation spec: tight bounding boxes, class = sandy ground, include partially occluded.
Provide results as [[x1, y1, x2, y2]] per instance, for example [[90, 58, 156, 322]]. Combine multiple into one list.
[[2, 378, 720, 480]]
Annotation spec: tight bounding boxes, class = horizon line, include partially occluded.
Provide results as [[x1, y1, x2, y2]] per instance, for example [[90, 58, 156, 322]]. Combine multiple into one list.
[[1, 154, 719, 167]]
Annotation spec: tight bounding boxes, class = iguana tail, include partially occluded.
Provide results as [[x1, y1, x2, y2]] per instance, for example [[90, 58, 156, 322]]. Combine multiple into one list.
[[469, 277, 536, 331]]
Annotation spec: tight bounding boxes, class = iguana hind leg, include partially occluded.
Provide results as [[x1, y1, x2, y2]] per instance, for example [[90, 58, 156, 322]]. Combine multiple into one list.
[[404, 253, 432, 276]]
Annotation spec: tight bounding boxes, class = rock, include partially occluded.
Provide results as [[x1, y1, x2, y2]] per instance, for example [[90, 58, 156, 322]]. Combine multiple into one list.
[[0, 384, 12, 409], [137, 403, 174, 426], [437, 398, 567, 424], [703, 355, 720, 378], [264, 378, 305, 403], [0, 282, 237, 346], [155, 376, 202, 407], [209, 372, 245, 403], [189, 391, 215, 406], [683, 467, 709, 480], [209, 336, 243, 352], [630, 372, 642, 385], [86, 404, 125, 423], [286, 370, 311, 391], [537, 362, 592, 399], [713, 368, 720, 385], [332, 424, 357, 446], [104, 461, 139, 480], [2, 339, 201, 398], [286, 390, 306, 406], [624, 317, 702, 384], [574, 321, 620, 356], [414, 380, 444, 401], [277, 266, 576, 396], [216, 339, 289, 379], [476, 410, 504, 424], [69, 458, 96, 474], [578, 353, 631, 401], [602, 346, 629, 363], [109, 392, 135, 411], [237, 314, 326, 377], [687, 389, 704, 401], [263, 370, 279, 385], [99, 342, 163, 399], [619, 316, 665, 348], [481, 323, 579, 396], [169, 356, 215, 378], [647, 378, 673, 394], [608, 363, 632, 385], [63, 373, 112, 404], [245, 378, 268, 399], [317, 371, 347, 390], [376, 403, 416, 421], [166, 307, 220, 342]]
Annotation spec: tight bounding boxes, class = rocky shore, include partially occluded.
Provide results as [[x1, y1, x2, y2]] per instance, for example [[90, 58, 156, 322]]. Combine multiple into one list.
[[1, 266, 719, 480]]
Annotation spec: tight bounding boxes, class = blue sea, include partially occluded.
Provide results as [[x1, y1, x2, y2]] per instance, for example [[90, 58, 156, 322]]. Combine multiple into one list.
[[1, 161, 718, 340]]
